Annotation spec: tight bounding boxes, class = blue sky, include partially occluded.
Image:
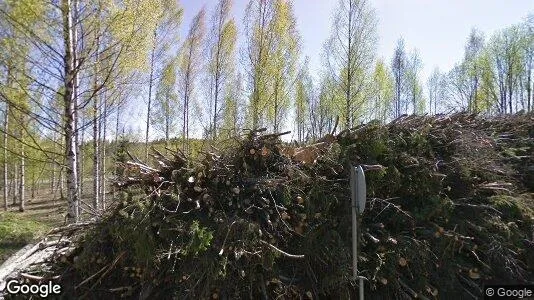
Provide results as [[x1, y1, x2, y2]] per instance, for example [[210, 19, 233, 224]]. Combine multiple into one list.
[[130, 1, 533, 140], [180, 0, 533, 84]]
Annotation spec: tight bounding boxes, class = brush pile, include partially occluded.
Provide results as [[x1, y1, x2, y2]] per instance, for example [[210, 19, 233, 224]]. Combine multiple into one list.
[[5, 113, 534, 299]]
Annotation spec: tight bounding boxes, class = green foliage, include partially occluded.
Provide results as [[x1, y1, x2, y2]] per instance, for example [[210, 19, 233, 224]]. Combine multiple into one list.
[[369, 59, 394, 122], [108, 0, 164, 72], [295, 58, 313, 141], [326, 0, 378, 128], [206, 0, 237, 139], [266, 0, 300, 131], [114, 137, 129, 175], [152, 60, 180, 140], [489, 195, 534, 221], [244, 0, 300, 130], [405, 50, 425, 114], [184, 221, 214, 256], [412, 195, 454, 221]]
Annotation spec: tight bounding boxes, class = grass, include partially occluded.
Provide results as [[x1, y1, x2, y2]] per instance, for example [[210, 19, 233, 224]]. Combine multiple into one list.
[[0, 212, 53, 262], [0, 191, 66, 264]]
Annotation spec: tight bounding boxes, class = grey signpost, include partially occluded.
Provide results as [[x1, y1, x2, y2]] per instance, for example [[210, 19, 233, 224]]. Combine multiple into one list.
[[350, 165, 366, 299]]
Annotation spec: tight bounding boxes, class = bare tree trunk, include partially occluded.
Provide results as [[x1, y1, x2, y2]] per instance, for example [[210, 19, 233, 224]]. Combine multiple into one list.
[[212, 4, 224, 140], [63, 0, 80, 223], [182, 88, 189, 153], [273, 83, 279, 132], [93, 96, 100, 210], [97, 106, 102, 206], [92, 10, 105, 211], [345, 0, 353, 129], [51, 161, 55, 195], [145, 30, 157, 160], [92, 63, 100, 211], [79, 125, 84, 196], [473, 69, 478, 113], [19, 142, 25, 212], [115, 103, 120, 142], [75, 113, 81, 199], [51, 132, 57, 198], [31, 170, 36, 200], [508, 70, 514, 114], [182, 46, 194, 155], [165, 100, 169, 154], [74, 0, 82, 200], [113, 102, 120, 201], [13, 164, 18, 205], [59, 166, 65, 200], [3, 103, 8, 211], [182, 60, 191, 155], [8, 178, 13, 200], [509, 85, 513, 114], [101, 92, 107, 210], [527, 67, 531, 112]]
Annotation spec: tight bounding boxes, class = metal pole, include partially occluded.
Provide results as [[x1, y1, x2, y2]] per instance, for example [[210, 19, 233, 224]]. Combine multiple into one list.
[[351, 165, 365, 299], [358, 214, 364, 300], [351, 178, 358, 279]]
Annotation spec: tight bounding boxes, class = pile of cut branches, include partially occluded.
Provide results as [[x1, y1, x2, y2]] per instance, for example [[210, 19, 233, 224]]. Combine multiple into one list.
[[6, 113, 534, 299]]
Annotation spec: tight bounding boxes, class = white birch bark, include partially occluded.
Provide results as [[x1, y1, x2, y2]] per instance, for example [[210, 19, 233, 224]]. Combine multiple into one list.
[[62, 0, 80, 223], [101, 92, 107, 209], [3, 103, 8, 211], [18, 140, 24, 212]]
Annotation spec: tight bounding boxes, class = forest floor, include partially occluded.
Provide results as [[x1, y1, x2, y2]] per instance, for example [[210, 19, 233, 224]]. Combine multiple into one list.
[[0, 188, 95, 264]]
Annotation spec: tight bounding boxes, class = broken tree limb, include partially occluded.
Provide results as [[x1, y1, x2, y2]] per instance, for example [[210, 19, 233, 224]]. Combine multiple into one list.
[[259, 240, 304, 259]]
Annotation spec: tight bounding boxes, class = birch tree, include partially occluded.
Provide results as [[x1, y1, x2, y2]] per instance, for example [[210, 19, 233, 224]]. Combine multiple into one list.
[[405, 49, 425, 114], [478, 49, 500, 113], [488, 26, 523, 114], [143, 0, 183, 159], [61, 0, 80, 222], [391, 38, 407, 118], [464, 28, 485, 112], [325, 0, 378, 129], [220, 72, 244, 138], [92, 1, 103, 210], [295, 58, 312, 142], [179, 8, 206, 154], [243, 0, 275, 129], [369, 59, 394, 122], [427, 67, 445, 115], [206, 0, 237, 139], [152, 60, 179, 149], [0, 0, 166, 221], [266, 0, 300, 132], [1, 52, 9, 210], [520, 15, 533, 112], [0, 16, 8, 209], [314, 76, 339, 137], [0, 0, 45, 212], [2, 104, 7, 210]]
